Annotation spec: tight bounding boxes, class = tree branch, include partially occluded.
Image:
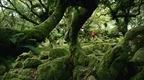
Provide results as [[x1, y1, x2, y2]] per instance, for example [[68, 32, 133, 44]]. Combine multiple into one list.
[[5, 0, 39, 25], [38, 0, 48, 12]]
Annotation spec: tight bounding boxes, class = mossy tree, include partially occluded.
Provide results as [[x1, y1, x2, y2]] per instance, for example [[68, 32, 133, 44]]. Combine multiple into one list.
[[103, 0, 144, 35], [0, 0, 144, 80]]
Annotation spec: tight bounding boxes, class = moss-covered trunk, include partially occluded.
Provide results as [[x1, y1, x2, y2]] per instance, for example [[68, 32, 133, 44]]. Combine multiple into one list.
[[0, 0, 66, 56], [96, 26, 144, 80]]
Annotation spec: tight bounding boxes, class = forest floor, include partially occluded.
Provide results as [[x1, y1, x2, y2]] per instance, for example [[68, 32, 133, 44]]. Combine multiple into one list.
[[0, 37, 122, 80]]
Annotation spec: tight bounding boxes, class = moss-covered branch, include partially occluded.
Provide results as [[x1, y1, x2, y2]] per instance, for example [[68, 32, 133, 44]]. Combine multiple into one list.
[[22, 0, 67, 42], [0, 0, 67, 56]]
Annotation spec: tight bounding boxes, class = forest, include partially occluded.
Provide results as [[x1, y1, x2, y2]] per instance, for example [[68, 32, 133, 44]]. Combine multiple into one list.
[[0, 0, 144, 80]]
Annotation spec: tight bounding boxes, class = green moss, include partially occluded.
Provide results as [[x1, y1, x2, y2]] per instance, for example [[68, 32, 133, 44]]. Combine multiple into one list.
[[73, 66, 89, 80], [131, 47, 144, 65], [23, 58, 42, 68], [11, 78, 21, 80], [37, 56, 70, 80], [16, 52, 33, 61], [87, 75, 96, 80], [13, 61, 23, 68], [75, 53, 88, 66], [3, 69, 37, 80], [96, 46, 123, 80], [87, 54, 99, 66], [39, 53, 49, 60], [82, 44, 94, 55], [3, 69, 19, 80], [48, 48, 69, 60]]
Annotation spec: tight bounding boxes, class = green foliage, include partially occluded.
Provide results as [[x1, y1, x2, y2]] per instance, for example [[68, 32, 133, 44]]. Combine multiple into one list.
[[0, 0, 144, 80], [23, 58, 42, 68]]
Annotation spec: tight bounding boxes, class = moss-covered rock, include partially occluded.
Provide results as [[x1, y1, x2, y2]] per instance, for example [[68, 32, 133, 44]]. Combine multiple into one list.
[[87, 75, 96, 80], [3, 68, 37, 80], [73, 65, 96, 80], [131, 47, 144, 65], [82, 44, 95, 55], [48, 48, 69, 60], [39, 52, 49, 60], [3, 69, 20, 80], [16, 52, 33, 61], [87, 54, 99, 66], [13, 61, 23, 68], [73, 66, 89, 80], [37, 56, 70, 80], [23, 58, 42, 68]]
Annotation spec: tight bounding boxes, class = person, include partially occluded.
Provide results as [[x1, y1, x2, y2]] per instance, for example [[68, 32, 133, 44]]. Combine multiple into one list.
[[90, 30, 97, 39], [91, 31, 96, 38]]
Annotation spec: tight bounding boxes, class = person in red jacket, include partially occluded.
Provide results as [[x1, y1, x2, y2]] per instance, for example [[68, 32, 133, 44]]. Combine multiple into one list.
[[92, 31, 96, 38], [90, 30, 97, 39]]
